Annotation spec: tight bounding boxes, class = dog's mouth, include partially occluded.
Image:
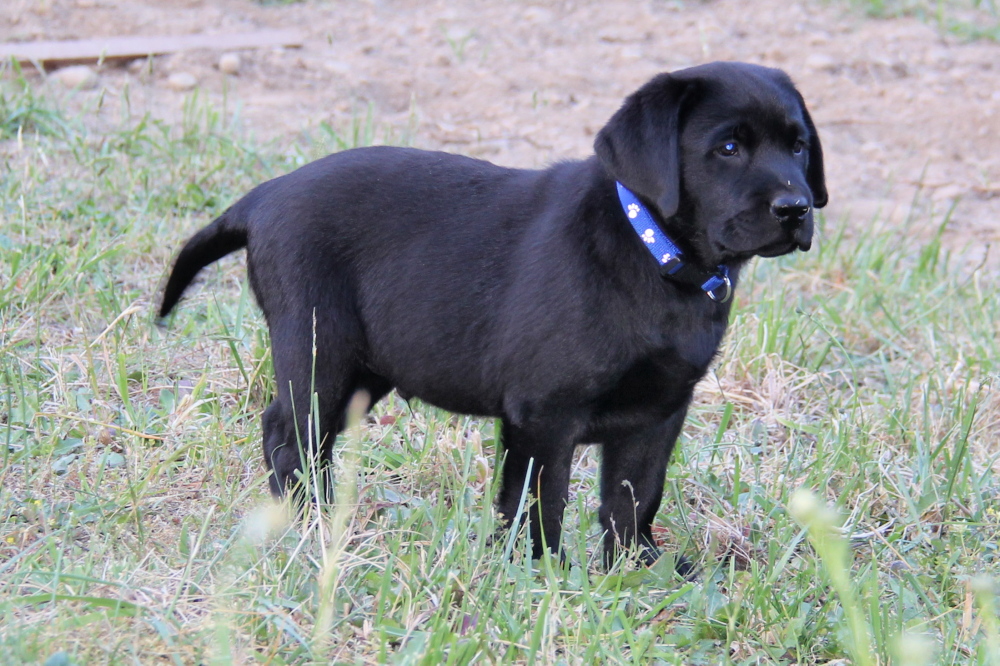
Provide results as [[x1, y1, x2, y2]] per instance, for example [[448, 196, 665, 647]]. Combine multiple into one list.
[[755, 239, 804, 258], [714, 239, 796, 264], [712, 214, 814, 263], [754, 230, 813, 257]]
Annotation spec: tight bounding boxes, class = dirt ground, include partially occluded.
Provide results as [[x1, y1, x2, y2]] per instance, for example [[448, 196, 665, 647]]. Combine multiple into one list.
[[4, 0, 1000, 265]]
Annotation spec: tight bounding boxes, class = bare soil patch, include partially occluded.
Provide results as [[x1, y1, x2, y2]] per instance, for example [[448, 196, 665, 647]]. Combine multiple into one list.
[[4, 0, 1000, 264]]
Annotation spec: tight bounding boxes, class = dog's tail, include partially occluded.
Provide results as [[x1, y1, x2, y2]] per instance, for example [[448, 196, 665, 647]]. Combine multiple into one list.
[[159, 208, 248, 318]]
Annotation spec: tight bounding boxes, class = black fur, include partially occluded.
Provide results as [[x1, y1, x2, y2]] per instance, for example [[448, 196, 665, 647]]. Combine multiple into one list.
[[160, 62, 826, 569]]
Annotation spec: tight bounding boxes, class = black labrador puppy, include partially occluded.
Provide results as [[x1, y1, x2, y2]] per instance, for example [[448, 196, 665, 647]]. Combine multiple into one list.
[[160, 61, 826, 569]]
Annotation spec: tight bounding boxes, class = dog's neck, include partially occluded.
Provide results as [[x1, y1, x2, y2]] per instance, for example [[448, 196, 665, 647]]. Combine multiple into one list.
[[615, 182, 732, 303]]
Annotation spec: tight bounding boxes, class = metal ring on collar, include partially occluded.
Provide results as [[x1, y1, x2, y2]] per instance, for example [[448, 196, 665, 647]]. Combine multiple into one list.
[[707, 274, 732, 303]]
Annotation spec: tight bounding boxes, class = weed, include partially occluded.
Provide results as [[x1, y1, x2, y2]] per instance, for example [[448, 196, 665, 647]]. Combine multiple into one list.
[[0, 60, 74, 140], [443, 27, 477, 63]]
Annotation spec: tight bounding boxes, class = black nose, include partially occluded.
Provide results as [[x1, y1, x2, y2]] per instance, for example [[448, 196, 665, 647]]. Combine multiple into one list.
[[771, 196, 811, 222]]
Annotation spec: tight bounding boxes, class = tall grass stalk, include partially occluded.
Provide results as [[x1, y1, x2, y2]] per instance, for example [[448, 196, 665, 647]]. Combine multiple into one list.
[[313, 390, 369, 653], [789, 489, 876, 666]]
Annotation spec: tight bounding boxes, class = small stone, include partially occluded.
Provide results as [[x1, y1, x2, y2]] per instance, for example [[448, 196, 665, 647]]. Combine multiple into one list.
[[167, 72, 198, 92], [804, 53, 836, 71], [860, 141, 883, 156], [323, 60, 351, 75], [55, 65, 98, 89], [932, 184, 964, 201], [523, 6, 554, 23], [219, 52, 241, 75], [128, 58, 153, 75]]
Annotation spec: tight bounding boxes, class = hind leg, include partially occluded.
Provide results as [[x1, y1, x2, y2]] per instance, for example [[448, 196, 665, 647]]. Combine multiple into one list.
[[261, 312, 386, 501]]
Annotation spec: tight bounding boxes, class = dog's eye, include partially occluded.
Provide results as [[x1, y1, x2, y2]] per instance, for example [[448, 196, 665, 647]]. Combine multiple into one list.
[[792, 140, 806, 155], [716, 141, 739, 157]]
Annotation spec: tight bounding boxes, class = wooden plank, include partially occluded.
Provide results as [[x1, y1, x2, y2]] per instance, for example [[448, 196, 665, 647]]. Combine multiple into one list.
[[0, 29, 305, 67]]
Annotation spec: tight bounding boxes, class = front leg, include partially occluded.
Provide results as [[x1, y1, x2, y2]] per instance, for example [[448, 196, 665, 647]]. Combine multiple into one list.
[[496, 418, 579, 561], [599, 408, 687, 568]]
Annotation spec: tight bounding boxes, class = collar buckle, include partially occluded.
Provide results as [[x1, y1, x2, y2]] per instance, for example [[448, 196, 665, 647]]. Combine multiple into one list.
[[658, 254, 684, 276]]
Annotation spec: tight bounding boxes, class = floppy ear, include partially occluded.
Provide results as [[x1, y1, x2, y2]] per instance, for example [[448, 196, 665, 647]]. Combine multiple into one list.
[[797, 93, 828, 209], [594, 74, 689, 219]]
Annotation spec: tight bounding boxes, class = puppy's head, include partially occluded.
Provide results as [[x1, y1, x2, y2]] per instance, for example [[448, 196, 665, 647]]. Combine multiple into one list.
[[595, 62, 827, 268]]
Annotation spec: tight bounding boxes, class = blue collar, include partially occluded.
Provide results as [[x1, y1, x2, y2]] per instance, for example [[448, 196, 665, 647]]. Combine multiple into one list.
[[615, 182, 732, 303]]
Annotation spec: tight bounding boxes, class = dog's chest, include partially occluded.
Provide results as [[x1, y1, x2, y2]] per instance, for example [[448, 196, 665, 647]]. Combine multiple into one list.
[[613, 348, 709, 405], [588, 316, 726, 426]]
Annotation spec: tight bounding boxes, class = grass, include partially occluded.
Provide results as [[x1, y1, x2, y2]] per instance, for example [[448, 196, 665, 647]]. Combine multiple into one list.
[[0, 62, 73, 141], [1, 61, 999, 665], [846, 0, 1000, 40]]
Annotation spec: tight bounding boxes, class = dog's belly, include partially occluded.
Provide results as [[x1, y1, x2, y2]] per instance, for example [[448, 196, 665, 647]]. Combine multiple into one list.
[[370, 338, 507, 418], [397, 384, 500, 418]]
